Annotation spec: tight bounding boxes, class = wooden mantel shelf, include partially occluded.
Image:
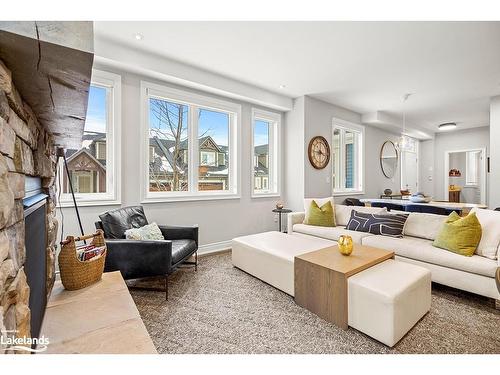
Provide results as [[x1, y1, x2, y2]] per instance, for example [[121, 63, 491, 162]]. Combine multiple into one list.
[[0, 21, 94, 149], [40, 271, 157, 354]]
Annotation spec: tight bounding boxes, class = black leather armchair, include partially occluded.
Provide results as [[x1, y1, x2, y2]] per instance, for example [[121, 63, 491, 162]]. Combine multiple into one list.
[[95, 206, 198, 299]]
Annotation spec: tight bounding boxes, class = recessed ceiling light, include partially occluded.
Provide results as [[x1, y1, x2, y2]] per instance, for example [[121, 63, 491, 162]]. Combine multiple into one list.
[[438, 122, 457, 131], [279, 84, 286, 89], [134, 33, 144, 40]]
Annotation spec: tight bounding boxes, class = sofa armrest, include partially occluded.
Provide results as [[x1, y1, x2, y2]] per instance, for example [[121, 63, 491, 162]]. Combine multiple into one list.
[[287, 212, 305, 234], [158, 225, 199, 245], [104, 239, 172, 279]]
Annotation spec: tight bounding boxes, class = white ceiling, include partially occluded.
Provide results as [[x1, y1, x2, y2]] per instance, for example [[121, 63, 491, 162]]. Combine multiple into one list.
[[94, 21, 500, 134]]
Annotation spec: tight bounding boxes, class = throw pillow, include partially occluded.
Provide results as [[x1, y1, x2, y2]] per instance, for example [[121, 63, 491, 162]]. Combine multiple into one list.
[[125, 222, 165, 241], [433, 212, 482, 257], [303, 197, 335, 225], [306, 200, 336, 227], [345, 211, 408, 237], [470, 208, 500, 259], [334, 204, 388, 226]]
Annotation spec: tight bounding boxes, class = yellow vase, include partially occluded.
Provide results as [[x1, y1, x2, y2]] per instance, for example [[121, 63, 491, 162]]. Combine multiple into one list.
[[338, 235, 353, 256]]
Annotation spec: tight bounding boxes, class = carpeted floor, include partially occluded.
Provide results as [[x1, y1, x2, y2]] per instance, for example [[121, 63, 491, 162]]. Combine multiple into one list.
[[129, 252, 500, 354]]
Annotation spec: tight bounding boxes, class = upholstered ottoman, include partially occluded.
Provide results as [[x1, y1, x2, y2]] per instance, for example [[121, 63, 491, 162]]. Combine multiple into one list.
[[348, 259, 431, 347], [231, 231, 335, 296]]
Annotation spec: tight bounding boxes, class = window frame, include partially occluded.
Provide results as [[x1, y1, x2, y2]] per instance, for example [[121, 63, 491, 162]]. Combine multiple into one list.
[[58, 69, 122, 207], [331, 118, 365, 196], [251, 108, 281, 198], [140, 81, 241, 203]]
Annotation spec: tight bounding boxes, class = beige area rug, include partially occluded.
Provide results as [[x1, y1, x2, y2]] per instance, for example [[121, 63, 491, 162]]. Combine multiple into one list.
[[129, 252, 500, 354]]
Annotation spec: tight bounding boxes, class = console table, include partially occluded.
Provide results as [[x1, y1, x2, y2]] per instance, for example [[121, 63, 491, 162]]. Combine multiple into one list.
[[40, 271, 156, 354], [294, 245, 394, 330]]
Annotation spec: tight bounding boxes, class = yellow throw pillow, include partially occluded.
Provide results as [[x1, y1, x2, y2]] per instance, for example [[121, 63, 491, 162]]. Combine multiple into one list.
[[433, 211, 482, 256], [306, 200, 336, 227]]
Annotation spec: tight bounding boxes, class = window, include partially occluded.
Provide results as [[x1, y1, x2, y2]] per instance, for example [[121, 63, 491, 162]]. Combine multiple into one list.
[[332, 120, 364, 194], [59, 69, 121, 206], [200, 151, 216, 166], [252, 109, 281, 197], [141, 82, 240, 201]]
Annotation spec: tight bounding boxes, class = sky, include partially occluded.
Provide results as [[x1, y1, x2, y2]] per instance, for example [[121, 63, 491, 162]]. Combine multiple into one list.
[[84, 92, 270, 149], [84, 85, 107, 134], [148, 97, 270, 147]]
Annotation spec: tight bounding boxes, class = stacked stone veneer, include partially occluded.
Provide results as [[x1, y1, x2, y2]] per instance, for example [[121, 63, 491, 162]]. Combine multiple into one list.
[[0, 59, 58, 353]]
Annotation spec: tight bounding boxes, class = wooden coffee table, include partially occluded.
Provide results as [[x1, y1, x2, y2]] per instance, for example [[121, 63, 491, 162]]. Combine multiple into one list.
[[294, 244, 394, 330]]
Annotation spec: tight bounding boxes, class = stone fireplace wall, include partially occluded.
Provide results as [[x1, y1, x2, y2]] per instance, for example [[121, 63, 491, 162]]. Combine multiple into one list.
[[0, 59, 58, 353]]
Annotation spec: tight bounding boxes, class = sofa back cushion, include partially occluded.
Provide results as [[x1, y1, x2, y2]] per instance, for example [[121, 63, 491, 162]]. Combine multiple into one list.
[[335, 204, 387, 226], [470, 207, 500, 259], [403, 212, 447, 240], [346, 211, 408, 238], [99, 206, 149, 239]]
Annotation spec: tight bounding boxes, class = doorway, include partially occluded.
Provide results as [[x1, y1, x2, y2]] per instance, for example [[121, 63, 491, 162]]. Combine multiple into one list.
[[401, 137, 419, 194], [444, 148, 486, 205]]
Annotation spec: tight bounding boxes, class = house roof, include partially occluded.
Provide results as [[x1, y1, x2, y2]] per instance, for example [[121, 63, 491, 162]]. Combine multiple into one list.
[[65, 147, 106, 171]]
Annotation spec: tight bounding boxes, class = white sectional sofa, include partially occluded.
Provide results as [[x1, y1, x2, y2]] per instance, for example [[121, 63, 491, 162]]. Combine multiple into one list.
[[288, 205, 500, 301]]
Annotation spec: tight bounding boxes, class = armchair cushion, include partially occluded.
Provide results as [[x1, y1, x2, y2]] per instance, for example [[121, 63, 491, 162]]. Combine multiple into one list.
[[99, 206, 148, 239], [104, 239, 172, 279], [171, 239, 197, 264]]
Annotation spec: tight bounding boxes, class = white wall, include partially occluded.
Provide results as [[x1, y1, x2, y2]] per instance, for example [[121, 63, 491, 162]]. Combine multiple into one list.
[[432, 126, 490, 203], [419, 138, 435, 197], [57, 65, 285, 249], [489, 96, 500, 209], [284, 95, 407, 208], [284, 97, 305, 211], [303, 96, 361, 199], [363, 127, 403, 199]]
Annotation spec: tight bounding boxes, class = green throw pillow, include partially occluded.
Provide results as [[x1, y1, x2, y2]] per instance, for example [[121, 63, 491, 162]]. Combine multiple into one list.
[[307, 200, 336, 227], [433, 211, 482, 256]]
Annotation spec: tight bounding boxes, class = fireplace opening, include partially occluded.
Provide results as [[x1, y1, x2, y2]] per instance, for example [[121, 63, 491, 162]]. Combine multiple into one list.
[[23, 177, 48, 342]]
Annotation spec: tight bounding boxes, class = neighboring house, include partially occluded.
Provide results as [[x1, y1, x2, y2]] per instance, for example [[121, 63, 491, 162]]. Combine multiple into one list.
[[63, 132, 107, 194], [148, 135, 231, 191], [253, 144, 269, 190], [64, 132, 269, 193]]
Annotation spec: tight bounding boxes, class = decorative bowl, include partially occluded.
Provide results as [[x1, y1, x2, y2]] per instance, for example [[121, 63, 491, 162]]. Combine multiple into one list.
[[409, 195, 432, 203], [383, 188, 392, 196], [338, 235, 353, 256]]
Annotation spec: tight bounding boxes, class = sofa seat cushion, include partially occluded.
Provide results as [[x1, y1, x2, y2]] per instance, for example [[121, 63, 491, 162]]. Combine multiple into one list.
[[361, 235, 498, 278], [171, 239, 197, 264], [293, 224, 374, 243]]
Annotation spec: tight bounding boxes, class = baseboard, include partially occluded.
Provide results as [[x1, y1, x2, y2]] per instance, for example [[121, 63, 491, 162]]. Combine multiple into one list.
[[198, 240, 232, 256]]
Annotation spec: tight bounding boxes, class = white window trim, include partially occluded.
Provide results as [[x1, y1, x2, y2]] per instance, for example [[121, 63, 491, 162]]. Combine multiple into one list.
[[58, 69, 122, 207], [140, 81, 241, 203], [332, 118, 365, 196], [251, 108, 281, 198]]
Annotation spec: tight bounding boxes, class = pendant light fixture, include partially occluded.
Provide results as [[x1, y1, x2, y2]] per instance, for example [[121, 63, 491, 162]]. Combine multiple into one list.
[[396, 93, 412, 151]]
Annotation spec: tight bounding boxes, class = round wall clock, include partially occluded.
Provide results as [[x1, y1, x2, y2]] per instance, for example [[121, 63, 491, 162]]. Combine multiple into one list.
[[308, 136, 331, 169]]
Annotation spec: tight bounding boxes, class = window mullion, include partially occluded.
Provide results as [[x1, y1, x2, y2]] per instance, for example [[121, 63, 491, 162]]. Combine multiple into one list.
[[190, 106, 199, 194]]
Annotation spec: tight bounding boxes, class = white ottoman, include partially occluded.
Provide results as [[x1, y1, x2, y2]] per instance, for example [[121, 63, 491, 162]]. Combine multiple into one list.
[[348, 259, 431, 347], [232, 231, 335, 296]]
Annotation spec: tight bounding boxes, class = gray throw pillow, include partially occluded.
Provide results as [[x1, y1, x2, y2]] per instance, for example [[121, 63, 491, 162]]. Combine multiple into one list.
[[125, 222, 165, 240]]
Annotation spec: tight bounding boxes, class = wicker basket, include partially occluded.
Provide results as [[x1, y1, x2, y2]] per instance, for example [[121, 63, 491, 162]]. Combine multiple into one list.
[[58, 230, 107, 290]]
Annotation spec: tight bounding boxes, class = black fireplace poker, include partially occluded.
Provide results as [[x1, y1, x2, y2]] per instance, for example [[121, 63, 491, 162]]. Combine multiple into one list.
[[56, 147, 85, 240]]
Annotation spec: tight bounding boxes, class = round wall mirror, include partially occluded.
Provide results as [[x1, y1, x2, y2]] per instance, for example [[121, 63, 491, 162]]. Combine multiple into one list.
[[380, 141, 398, 178]]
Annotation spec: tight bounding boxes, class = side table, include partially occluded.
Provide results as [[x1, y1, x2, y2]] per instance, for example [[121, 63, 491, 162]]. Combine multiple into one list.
[[272, 208, 292, 232]]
